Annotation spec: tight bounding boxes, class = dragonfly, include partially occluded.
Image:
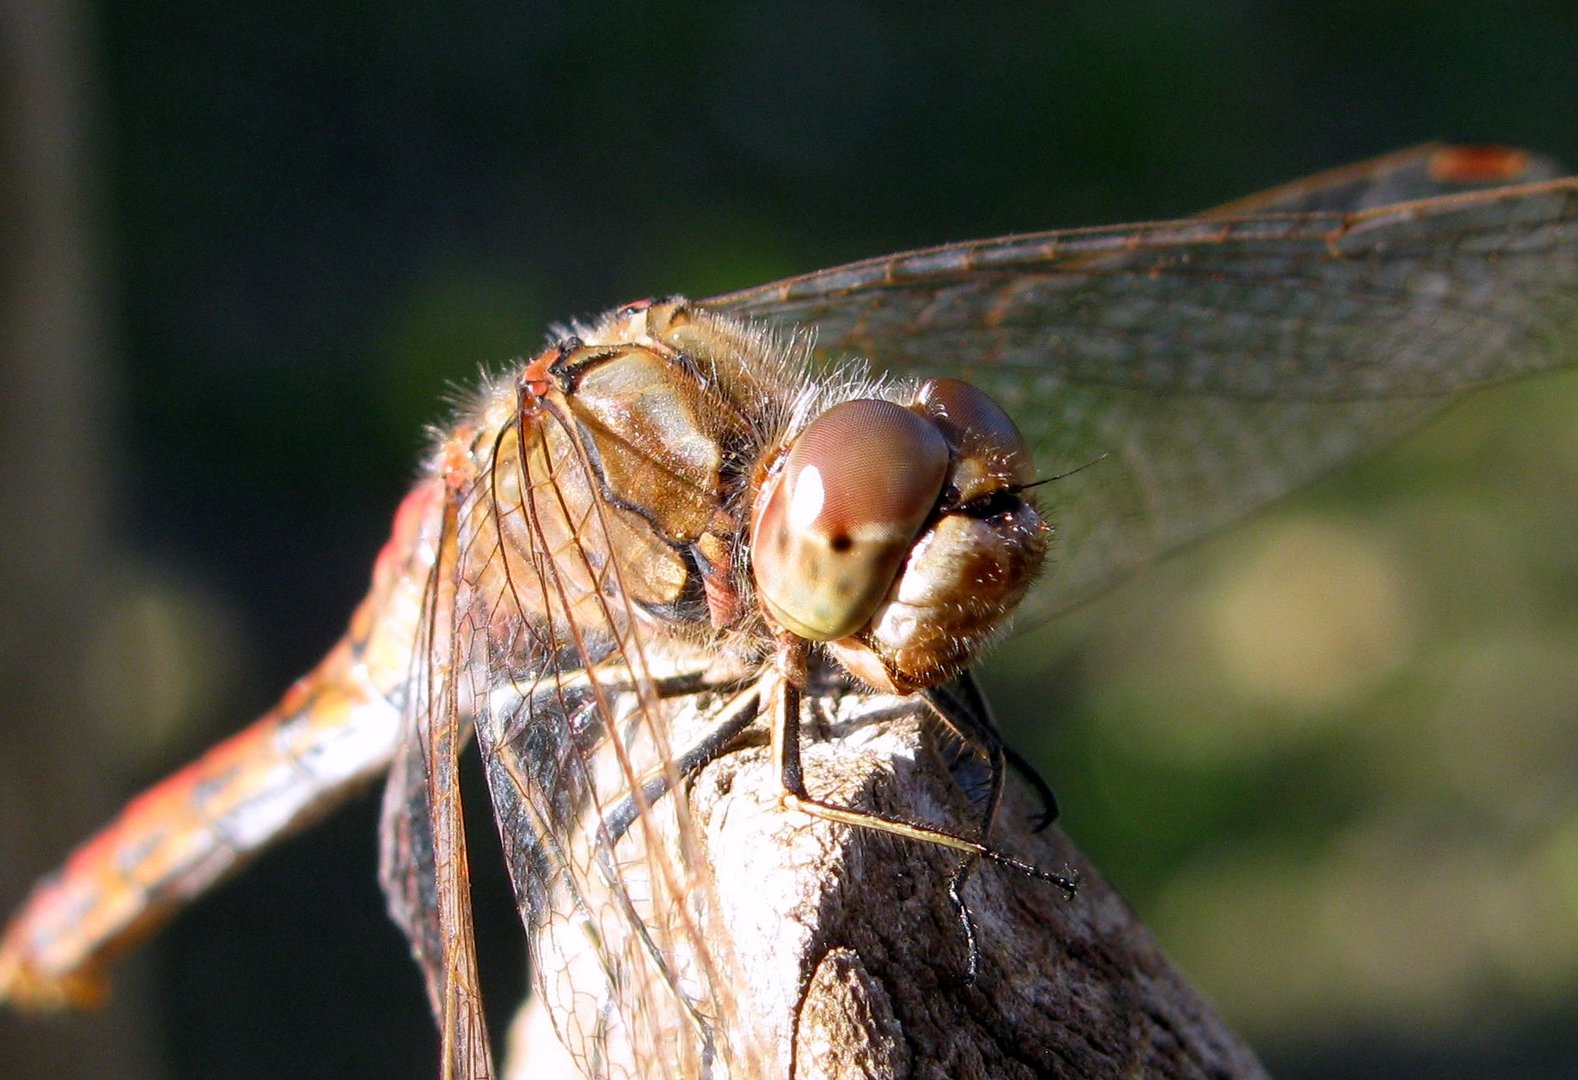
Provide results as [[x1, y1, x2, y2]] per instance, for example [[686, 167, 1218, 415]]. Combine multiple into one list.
[[2, 143, 1577, 1078]]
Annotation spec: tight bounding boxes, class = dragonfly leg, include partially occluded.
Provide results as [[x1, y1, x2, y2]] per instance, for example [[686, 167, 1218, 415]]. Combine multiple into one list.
[[769, 659, 1078, 897], [772, 665, 1076, 990], [601, 682, 761, 847], [921, 678, 1009, 984], [932, 671, 1060, 831], [1005, 743, 1061, 833]]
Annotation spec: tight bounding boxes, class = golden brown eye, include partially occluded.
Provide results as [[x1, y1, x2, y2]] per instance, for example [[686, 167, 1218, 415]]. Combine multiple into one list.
[[916, 377, 1036, 491], [751, 398, 949, 641]]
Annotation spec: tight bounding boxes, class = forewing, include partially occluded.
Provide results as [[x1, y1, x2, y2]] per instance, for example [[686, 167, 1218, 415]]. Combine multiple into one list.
[[707, 165, 1578, 624], [378, 493, 495, 1080]]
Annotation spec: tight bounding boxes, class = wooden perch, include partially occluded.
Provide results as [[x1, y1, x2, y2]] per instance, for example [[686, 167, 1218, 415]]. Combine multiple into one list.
[[502, 691, 1266, 1079]]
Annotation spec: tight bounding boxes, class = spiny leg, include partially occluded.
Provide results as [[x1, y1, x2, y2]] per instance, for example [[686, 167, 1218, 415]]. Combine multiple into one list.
[[602, 682, 762, 846], [768, 654, 1077, 896], [771, 652, 1077, 1074], [935, 671, 1060, 831], [920, 680, 1009, 983]]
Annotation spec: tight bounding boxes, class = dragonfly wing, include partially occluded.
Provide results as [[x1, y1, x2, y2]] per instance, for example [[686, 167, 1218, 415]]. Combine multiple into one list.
[[1201, 142, 1565, 216], [378, 725, 443, 1016], [421, 364, 764, 1079], [378, 491, 496, 1079], [708, 172, 1578, 624]]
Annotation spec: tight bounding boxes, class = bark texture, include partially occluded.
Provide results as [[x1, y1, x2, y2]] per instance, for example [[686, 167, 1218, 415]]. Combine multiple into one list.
[[504, 693, 1266, 1079]]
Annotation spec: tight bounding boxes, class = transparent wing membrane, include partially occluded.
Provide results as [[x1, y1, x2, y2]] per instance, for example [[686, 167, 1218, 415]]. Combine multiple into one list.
[[709, 158, 1578, 623]]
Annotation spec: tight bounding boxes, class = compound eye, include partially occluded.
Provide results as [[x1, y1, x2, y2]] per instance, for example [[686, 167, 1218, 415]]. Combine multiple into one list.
[[916, 377, 1036, 488], [752, 399, 949, 641]]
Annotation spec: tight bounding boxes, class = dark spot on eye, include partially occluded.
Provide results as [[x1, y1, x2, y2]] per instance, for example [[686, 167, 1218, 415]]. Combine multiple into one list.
[[829, 533, 853, 553]]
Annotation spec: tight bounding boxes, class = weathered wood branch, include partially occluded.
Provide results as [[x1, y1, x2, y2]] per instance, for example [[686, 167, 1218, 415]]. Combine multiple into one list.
[[502, 692, 1265, 1079]]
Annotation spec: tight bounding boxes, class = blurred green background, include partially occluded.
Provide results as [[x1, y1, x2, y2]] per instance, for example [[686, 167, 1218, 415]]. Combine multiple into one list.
[[2, 3, 1577, 1078]]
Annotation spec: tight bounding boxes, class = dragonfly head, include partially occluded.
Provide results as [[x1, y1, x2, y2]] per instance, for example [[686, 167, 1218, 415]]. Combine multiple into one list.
[[751, 377, 1047, 694]]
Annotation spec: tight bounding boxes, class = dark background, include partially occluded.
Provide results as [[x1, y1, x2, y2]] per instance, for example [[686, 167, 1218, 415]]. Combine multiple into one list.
[[3, 4, 1578, 1078]]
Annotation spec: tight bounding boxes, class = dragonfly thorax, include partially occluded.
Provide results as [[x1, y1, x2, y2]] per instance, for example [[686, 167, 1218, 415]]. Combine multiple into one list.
[[496, 299, 1047, 697]]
